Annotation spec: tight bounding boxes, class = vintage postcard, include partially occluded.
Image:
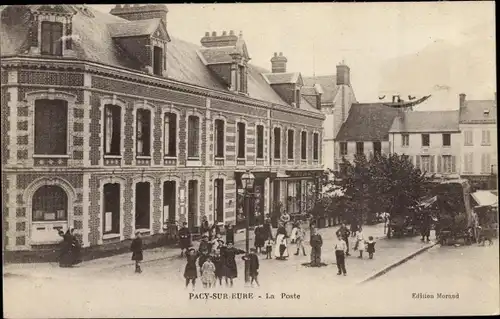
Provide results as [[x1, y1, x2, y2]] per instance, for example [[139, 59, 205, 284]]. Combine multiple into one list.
[[2, 2, 498, 317]]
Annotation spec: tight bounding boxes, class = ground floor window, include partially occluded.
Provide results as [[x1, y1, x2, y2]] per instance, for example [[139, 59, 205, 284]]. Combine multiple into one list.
[[135, 182, 151, 229], [163, 181, 176, 224], [187, 180, 198, 230], [287, 181, 301, 215], [32, 185, 67, 221], [214, 179, 224, 223], [103, 183, 120, 234]]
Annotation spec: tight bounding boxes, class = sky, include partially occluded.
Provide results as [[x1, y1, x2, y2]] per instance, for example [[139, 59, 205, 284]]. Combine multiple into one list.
[[91, 3, 495, 107]]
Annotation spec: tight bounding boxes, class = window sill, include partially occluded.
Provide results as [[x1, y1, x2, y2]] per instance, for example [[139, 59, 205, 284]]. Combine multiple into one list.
[[104, 155, 122, 159], [401, 145, 409, 148], [442, 145, 451, 148], [136, 156, 152, 159], [103, 233, 120, 240], [464, 144, 473, 146], [33, 154, 70, 158], [164, 155, 177, 159], [187, 159, 202, 167], [135, 228, 151, 235], [481, 144, 492, 146], [32, 220, 67, 225]]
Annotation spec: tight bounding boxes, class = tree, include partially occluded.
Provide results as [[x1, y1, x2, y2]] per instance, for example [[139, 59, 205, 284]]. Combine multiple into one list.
[[323, 153, 433, 237]]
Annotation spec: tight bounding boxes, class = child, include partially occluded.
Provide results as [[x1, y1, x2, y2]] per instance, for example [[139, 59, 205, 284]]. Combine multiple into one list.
[[212, 249, 225, 286], [201, 256, 216, 288], [242, 248, 260, 287], [290, 223, 299, 244], [356, 227, 365, 259], [264, 237, 274, 259], [366, 236, 376, 259], [130, 231, 143, 273], [184, 248, 198, 289]]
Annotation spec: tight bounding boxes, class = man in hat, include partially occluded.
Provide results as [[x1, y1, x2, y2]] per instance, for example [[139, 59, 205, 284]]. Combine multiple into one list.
[[131, 231, 143, 273]]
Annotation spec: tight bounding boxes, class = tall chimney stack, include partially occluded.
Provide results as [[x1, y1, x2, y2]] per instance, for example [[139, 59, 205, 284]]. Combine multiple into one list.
[[110, 4, 169, 27], [336, 61, 350, 86], [270, 52, 287, 73], [459, 93, 466, 108]]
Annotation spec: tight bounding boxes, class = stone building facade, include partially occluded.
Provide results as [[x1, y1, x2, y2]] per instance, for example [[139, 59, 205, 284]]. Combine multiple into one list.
[[1, 5, 324, 253]]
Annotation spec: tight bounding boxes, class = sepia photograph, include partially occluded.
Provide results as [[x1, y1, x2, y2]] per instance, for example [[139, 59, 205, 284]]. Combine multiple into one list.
[[1, 2, 498, 317]]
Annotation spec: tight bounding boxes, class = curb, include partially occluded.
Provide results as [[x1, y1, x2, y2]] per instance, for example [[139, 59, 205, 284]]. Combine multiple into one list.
[[357, 241, 438, 285]]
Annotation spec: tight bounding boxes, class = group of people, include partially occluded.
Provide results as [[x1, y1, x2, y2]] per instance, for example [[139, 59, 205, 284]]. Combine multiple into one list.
[[58, 228, 82, 268]]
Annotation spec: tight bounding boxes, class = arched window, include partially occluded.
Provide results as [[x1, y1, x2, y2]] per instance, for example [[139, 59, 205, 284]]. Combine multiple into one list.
[[32, 185, 68, 221]]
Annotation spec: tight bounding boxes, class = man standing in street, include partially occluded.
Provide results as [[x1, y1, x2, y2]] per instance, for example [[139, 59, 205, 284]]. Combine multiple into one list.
[[335, 234, 347, 276], [179, 222, 191, 257], [336, 223, 351, 256]]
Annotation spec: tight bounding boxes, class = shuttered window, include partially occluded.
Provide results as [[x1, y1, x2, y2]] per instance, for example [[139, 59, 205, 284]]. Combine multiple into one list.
[[464, 131, 473, 146], [104, 104, 121, 156], [188, 116, 200, 158], [136, 109, 151, 156], [481, 130, 491, 145], [214, 119, 225, 158], [164, 113, 177, 157], [301, 131, 307, 160], [41, 22, 63, 56], [287, 130, 294, 159], [273, 128, 281, 159], [237, 122, 246, 158], [256, 125, 264, 159], [313, 133, 319, 160]]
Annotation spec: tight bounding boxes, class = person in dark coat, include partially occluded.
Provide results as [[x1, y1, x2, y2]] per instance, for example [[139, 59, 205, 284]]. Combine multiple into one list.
[[223, 242, 245, 287], [198, 235, 212, 254], [242, 248, 260, 287], [366, 236, 376, 259], [336, 223, 351, 256], [309, 228, 323, 266], [58, 230, 73, 268], [254, 225, 265, 253], [198, 249, 210, 276], [70, 228, 82, 265], [212, 249, 226, 286], [263, 217, 273, 241], [184, 248, 198, 289], [178, 222, 191, 257], [131, 231, 143, 273], [225, 223, 235, 245]]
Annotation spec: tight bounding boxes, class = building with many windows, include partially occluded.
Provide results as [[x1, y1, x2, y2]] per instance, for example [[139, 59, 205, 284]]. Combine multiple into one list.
[[459, 93, 497, 189], [1, 4, 324, 254], [389, 110, 461, 177]]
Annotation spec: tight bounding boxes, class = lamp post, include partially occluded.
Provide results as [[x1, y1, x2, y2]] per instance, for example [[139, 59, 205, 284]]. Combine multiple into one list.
[[241, 169, 255, 284]]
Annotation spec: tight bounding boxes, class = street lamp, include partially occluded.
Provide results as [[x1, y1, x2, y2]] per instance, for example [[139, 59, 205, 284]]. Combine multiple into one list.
[[241, 169, 255, 284]]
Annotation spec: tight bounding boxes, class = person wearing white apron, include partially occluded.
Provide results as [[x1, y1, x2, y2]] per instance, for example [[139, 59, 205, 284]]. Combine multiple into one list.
[[274, 230, 289, 260]]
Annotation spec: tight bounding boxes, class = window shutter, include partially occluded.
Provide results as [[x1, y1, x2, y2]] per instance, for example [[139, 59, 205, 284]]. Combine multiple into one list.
[[437, 156, 442, 173], [416, 155, 421, 170], [430, 155, 435, 173], [452, 156, 456, 173]]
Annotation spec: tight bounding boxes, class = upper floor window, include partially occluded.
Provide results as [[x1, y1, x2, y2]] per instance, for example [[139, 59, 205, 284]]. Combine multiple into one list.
[[313, 133, 319, 160], [373, 141, 381, 155], [237, 122, 246, 159], [356, 142, 364, 155], [153, 46, 164, 76], [273, 127, 281, 159], [41, 22, 63, 56], [464, 131, 473, 146], [238, 65, 246, 93], [136, 109, 151, 156], [256, 125, 264, 159], [442, 133, 451, 147], [481, 130, 491, 146], [339, 142, 348, 156], [301, 131, 307, 160], [214, 119, 225, 158], [34, 99, 67, 155], [442, 155, 454, 173], [187, 115, 200, 158], [402, 134, 409, 147], [422, 134, 430, 147], [295, 89, 301, 108], [287, 129, 294, 159], [104, 104, 121, 156], [164, 112, 177, 157]]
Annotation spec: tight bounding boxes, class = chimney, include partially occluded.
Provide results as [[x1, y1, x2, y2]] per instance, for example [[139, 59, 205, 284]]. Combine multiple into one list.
[[317, 92, 322, 110], [110, 4, 169, 27], [336, 61, 350, 85], [200, 30, 238, 48], [270, 52, 287, 73], [459, 93, 466, 108]]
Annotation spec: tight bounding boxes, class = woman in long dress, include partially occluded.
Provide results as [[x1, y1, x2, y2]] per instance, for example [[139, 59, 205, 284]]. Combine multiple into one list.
[[223, 243, 245, 287], [274, 228, 289, 260], [58, 230, 73, 267]]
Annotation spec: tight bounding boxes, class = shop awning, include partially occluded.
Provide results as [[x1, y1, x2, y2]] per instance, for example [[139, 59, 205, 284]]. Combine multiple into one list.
[[471, 190, 498, 207]]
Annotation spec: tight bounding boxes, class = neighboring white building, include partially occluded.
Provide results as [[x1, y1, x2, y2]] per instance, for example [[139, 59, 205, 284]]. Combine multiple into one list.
[[303, 62, 357, 172], [459, 93, 497, 189], [389, 110, 461, 178]]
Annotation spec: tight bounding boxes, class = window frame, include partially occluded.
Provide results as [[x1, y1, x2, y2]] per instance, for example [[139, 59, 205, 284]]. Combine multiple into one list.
[[136, 108, 152, 157], [256, 124, 264, 159], [273, 127, 282, 159], [41, 21, 63, 56], [356, 141, 364, 155], [214, 118, 225, 159], [34, 99, 68, 156], [102, 183, 121, 235], [103, 104, 122, 156], [300, 130, 307, 160], [187, 115, 201, 159], [481, 130, 491, 146], [163, 111, 178, 158], [32, 185, 68, 222], [153, 45, 164, 76], [287, 129, 295, 159], [373, 141, 382, 155], [213, 178, 225, 223], [402, 134, 410, 147], [421, 134, 430, 147], [236, 121, 246, 159], [339, 142, 348, 156], [313, 132, 319, 161], [442, 133, 451, 147]]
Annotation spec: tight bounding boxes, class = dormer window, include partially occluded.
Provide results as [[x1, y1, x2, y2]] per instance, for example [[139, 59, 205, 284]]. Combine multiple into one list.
[[41, 22, 63, 56], [295, 89, 301, 108], [238, 65, 247, 93], [153, 46, 164, 76]]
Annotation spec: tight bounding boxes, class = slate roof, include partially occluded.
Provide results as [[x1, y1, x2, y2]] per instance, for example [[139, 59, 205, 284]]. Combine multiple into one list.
[[336, 103, 402, 141], [108, 18, 162, 38], [459, 99, 497, 124], [389, 110, 460, 133], [303, 75, 338, 103], [262, 72, 301, 85], [198, 46, 236, 65], [0, 5, 322, 114]]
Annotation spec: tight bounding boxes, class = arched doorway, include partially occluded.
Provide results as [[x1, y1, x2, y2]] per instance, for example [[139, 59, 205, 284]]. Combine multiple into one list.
[[31, 185, 69, 243]]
